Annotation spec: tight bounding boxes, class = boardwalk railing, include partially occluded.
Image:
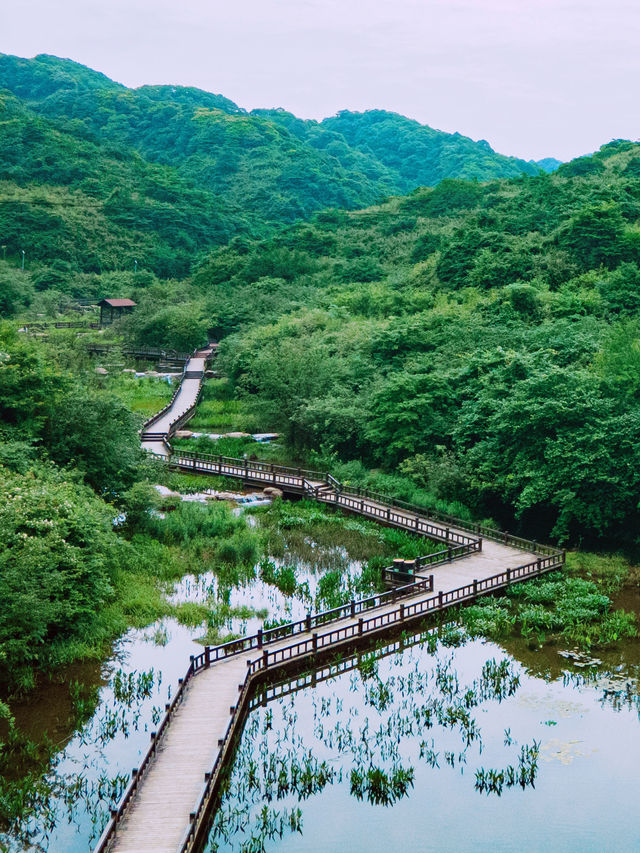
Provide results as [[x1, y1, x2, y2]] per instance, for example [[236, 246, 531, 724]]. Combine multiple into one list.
[[95, 544, 563, 853], [167, 448, 558, 557], [140, 346, 216, 438], [176, 548, 564, 853], [96, 341, 567, 853], [87, 343, 194, 362], [93, 659, 196, 853]]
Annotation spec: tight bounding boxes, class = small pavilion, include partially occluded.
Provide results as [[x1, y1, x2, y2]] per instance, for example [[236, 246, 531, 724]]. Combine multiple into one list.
[[99, 298, 136, 326]]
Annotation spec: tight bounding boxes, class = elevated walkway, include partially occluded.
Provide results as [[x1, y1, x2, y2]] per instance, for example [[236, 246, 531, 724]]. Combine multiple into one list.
[[97, 347, 564, 853]]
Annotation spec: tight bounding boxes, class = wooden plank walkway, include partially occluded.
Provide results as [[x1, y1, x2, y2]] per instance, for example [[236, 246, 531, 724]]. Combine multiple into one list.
[[99, 349, 563, 853], [140, 347, 215, 456], [109, 539, 538, 853]]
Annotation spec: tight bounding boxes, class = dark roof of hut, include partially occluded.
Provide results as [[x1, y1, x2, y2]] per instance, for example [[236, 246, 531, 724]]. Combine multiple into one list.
[[99, 298, 137, 307]]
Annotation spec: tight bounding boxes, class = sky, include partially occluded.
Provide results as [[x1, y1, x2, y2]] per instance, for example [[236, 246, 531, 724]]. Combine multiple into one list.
[[2, 0, 639, 161]]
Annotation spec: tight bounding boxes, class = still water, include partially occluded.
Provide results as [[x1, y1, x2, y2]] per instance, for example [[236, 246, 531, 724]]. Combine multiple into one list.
[[206, 632, 640, 853], [0, 519, 371, 852], [2, 531, 639, 852]]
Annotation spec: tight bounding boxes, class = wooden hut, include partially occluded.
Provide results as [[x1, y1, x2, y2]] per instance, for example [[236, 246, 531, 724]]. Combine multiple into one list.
[[99, 298, 136, 326]]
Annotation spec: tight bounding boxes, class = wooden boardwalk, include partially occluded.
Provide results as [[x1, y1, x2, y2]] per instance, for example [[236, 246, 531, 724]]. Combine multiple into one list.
[[140, 346, 215, 456], [96, 351, 564, 853]]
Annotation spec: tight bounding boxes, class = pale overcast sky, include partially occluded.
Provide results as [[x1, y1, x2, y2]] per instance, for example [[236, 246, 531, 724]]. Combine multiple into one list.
[[3, 0, 639, 161]]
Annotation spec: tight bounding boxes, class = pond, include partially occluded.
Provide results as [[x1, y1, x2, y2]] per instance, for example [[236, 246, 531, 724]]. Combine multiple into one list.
[[0, 506, 412, 852], [205, 628, 640, 853], [1, 500, 637, 853]]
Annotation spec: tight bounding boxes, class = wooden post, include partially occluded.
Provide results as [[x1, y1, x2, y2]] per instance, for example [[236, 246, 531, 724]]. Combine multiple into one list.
[[448, 547, 452, 562], [438, 590, 443, 608], [305, 612, 312, 632], [537, 558, 542, 573], [506, 568, 511, 583], [415, 515, 419, 531], [205, 646, 211, 668], [478, 538, 483, 552], [312, 633, 318, 653], [445, 527, 450, 542], [358, 617, 363, 635], [399, 603, 405, 621], [429, 574, 434, 591], [262, 649, 269, 668], [503, 530, 508, 544], [473, 579, 478, 595], [257, 629, 263, 649], [350, 599, 356, 618]]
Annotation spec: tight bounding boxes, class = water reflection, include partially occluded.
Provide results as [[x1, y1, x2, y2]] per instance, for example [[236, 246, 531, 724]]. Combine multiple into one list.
[[206, 630, 640, 853]]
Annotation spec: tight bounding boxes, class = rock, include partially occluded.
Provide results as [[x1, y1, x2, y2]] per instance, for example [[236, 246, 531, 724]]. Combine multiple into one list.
[[263, 487, 284, 498], [95, 367, 108, 375], [174, 430, 193, 438], [225, 431, 251, 438], [252, 433, 280, 443]]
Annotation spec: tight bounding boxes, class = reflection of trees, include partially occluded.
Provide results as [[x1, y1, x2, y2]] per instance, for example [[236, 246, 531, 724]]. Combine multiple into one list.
[[206, 629, 540, 853], [1, 667, 161, 848]]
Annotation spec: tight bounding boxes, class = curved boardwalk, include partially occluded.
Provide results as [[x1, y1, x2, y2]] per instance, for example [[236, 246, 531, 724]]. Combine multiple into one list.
[[140, 346, 215, 456], [98, 353, 563, 853]]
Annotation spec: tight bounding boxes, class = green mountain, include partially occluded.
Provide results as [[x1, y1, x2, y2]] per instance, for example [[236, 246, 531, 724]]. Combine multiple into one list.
[[318, 110, 542, 188], [0, 53, 558, 274], [0, 90, 242, 276]]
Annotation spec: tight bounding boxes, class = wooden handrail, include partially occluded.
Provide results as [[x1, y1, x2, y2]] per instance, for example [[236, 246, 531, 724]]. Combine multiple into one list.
[[173, 548, 564, 853]]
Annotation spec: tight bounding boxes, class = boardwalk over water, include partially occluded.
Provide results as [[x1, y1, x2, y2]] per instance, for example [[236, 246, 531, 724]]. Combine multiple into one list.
[[97, 350, 564, 853]]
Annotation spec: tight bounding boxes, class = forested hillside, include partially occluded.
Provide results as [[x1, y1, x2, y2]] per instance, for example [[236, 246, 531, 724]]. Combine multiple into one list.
[[0, 53, 552, 275], [177, 140, 640, 549]]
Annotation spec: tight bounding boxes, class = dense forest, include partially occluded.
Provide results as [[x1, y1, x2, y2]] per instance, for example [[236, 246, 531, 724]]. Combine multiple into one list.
[[178, 139, 640, 550], [1, 55, 638, 550], [0, 53, 556, 276]]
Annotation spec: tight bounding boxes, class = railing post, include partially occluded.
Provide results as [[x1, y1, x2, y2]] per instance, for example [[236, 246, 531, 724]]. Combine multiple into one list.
[[305, 612, 312, 632], [257, 629, 263, 649], [473, 579, 478, 595], [438, 590, 443, 608], [262, 649, 269, 668], [205, 646, 211, 668], [504, 530, 508, 544], [506, 568, 511, 583], [350, 599, 356, 618], [399, 603, 405, 621], [358, 617, 363, 635], [360, 500, 364, 513], [445, 526, 449, 542], [562, 549, 566, 564], [312, 633, 318, 653], [536, 558, 542, 573], [415, 515, 419, 530], [386, 506, 391, 521], [429, 574, 434, 591], [448, 547, 452, 562], [478, 538, 483, 552]]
